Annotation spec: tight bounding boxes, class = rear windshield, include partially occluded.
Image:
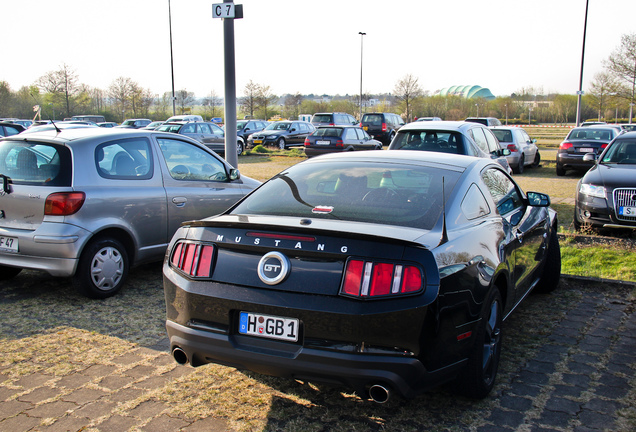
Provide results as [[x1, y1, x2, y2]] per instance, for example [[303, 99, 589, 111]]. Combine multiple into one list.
[[361, 114, 383, 125], [568, 128, 614, 141], [231, 161, 461, 230], [312, 115, 332, 123], [156, 124, 184, 133], [491, 129, 513, 143], [313, 127, 343, 137], [0, 141, 71, 186], [390, 130, 465, 154]]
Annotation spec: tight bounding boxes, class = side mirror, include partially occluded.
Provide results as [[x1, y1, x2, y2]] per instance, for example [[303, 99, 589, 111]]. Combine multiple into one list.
[[526, 191, 550, 207], [290, 128, 296, 132], [502, 148, 511, 156], [583, 153, 597, 162], [229, 168, 241, 181]]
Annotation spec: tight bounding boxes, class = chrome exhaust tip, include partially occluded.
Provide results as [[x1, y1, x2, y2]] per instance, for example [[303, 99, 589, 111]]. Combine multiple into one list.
[[172, 347, 189, 365], [369, 384, 390, 404]]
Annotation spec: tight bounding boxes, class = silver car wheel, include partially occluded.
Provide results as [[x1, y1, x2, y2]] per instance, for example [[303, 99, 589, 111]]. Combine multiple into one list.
[[90, 246, 124, 291]]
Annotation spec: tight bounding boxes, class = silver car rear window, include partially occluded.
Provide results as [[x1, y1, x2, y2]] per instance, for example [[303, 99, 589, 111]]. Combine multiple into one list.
[[0, 141, 70, 186]]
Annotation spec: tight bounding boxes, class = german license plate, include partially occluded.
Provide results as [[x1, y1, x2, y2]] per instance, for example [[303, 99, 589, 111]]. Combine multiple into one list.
[[579, 147, 593, 153], [363, 126, 368, 131], [316, 140, 330, 145], [0, 236, 18, 253], [239, 311, 299, 342], [254, 140, 263, 144], [619, 206, 636, 216]]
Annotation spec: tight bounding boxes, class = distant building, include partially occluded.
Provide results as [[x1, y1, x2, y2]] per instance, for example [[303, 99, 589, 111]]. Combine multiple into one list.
[[436, 85, 496, 100]]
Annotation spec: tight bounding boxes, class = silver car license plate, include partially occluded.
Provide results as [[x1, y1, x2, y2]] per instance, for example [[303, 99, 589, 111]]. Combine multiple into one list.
[[579, 147, 593, 153], [619, 206, 636, 216], [239, 311, 299, 342], [316, 140, 330, 145], [0, 236, 18, 253]]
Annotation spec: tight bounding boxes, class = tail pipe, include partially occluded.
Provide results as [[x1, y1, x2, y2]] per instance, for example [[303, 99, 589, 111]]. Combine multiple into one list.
[[172, 346, 189, 365], [368, 384, 391, 404]]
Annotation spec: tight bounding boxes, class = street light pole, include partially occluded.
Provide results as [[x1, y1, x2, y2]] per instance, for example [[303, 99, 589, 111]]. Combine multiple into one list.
[[359, 32, 366, 121], [575, 0, 589, 127], [168, 0, 176, 116]]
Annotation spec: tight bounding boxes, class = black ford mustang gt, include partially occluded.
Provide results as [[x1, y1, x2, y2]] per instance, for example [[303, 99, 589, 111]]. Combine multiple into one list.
[[163, 151, 560, 402]]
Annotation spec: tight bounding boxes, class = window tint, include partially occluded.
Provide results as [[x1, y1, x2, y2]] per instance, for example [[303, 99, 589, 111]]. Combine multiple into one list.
[[492, 129, 513, 143], [481, 168, 523, 217], [157, 138, 227, 181], [0, 142, 70, 186], [96, 138, 153, 179], [391, 131, 464, 154], [362, 114, 383, 125], [231, 161, 461, 230]]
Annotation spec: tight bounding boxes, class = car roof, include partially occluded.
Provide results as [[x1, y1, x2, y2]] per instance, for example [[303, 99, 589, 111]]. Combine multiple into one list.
[[399, 120, 480, 132], [4, 126, 165, 145]]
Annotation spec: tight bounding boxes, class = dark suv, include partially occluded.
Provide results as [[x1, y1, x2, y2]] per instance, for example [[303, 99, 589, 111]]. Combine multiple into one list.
[[311, 112, 358, 128], [360, 112, 405, 145]]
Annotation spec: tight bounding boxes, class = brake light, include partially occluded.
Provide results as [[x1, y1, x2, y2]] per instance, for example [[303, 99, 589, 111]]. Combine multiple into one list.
[[507, 144, 518, 151], [336, 140, 343, 147], [560, 142, 573, 150], [359, 122, 363, 127], [601, 143, 608, 149], [304, 138, 310, 146], [44, 192, 85, 216], [381, 122, 387, 132], [341, 259, 423, 298], [170, 241, 216, 278]]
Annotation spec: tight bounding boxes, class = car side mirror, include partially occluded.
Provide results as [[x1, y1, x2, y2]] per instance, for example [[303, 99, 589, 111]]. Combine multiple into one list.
[[229, 168, 241, 181], [582, 153, 597, 162], [526, 191, 550, 207], [290, 128, 296, 132]]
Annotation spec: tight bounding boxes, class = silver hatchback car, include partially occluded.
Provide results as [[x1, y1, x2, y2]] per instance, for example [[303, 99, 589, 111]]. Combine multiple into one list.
[[0, 128, 260, 298]]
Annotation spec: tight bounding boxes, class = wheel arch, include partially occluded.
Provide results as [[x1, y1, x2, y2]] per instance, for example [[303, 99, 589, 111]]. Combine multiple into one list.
[[81, 227, 137, 268]]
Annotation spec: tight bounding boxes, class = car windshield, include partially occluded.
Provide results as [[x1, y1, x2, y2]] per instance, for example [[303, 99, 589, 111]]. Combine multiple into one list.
[[122, 120, 136, 126], [390, 130, 465, 154], [231, 161, 461, 230], [236, 121, 248, 130], [601, 139, 636, 164], [156, 124, 183, 133], [0, 141, 70, 186], [491, 129, 513, 143], [312, 115, 332, 123], [265, 122, 290, 131], [362, 114, 383, 124], [313, 127, 343, 137], [568, 128, 614, 141]]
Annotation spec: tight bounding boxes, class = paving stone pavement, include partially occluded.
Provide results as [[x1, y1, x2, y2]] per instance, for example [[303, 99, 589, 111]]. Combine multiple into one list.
[[0, 280, 634, 431]]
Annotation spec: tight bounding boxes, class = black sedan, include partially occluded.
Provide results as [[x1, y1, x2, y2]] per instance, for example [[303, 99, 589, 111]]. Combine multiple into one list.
[[304, 125, 383, 157], [556, 126, 621, 176], [574, 132, 636, 231], [163, 151, 560, 402], [247, 121, 315, 150]]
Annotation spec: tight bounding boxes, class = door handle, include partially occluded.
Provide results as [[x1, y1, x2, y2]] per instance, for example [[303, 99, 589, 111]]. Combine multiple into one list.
[[172, 197, 187, 207]]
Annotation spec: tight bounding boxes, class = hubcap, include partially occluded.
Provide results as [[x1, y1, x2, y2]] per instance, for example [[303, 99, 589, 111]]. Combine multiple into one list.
[[90, 246, 124, 291]]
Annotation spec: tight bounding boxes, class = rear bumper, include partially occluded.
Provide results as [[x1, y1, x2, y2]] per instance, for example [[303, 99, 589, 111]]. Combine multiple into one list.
[[556, 153, 594, 170], [166, 319, 460, 399]]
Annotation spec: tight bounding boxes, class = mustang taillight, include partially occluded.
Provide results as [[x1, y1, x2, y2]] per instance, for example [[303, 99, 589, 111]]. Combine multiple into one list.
[[170, 241, 215, 278], [341, 259, 423, 298], [560, 142, 573, 150], [44, 192, 85, 216]]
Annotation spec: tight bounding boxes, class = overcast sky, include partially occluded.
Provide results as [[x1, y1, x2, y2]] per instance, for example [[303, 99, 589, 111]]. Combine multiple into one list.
[[3, 0, 635, 99]]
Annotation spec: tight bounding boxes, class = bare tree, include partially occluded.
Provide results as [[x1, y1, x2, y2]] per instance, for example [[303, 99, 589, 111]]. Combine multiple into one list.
[[283, 93, 304, 119], [256, 85, 277, 120], [393, 74, 422, 122], [36, 64, 81, 117], [176, 89, 196, 115], [588, 72, 617, 121], [605, 33, 636, 122], [108, 77, 134, 120], [202, 90, 223, 120], [240, 80, 260, 118]]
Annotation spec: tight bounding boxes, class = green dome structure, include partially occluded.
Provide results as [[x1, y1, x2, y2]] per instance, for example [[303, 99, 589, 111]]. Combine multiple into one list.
[[437, 85, 495, 100]]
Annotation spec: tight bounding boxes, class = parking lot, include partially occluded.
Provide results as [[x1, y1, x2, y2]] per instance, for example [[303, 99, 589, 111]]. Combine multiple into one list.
[[1, 264, 634, 431]]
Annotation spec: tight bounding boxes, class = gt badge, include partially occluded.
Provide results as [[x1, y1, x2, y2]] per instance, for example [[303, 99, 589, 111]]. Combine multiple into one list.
[[258, 252, 290, 285]]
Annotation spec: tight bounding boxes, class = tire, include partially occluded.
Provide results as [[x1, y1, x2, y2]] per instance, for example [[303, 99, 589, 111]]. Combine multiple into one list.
[[513, 154, 524, 174], [556, 163, 566, 176], [237, 140, 244, 156], [573, 206, 582, 232], [455, 288, 503, 399], [277, 137, 286, 150], [0, 265, 22, 281], [72, 237, 129, 299], [532, 151, 541, 168], [535, 228, 561, 294]]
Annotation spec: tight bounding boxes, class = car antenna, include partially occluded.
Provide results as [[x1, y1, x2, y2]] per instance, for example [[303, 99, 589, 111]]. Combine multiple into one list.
[[438, 176, 448, 246], [50, 119, 61, 133]]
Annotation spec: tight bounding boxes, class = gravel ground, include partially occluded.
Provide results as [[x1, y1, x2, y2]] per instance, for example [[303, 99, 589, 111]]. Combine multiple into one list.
[[0, 265, 634, 431]]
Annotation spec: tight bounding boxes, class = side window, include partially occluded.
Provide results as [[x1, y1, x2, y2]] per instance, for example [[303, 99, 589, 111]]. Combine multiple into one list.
[[157, 138, 228, 182], [344, 128, 357, 140], [211, 123, 224, 136], [520, 130, 531, 143], [481, 168, 523, 218], [356, 128, 370, 140], [96, 138, 153, 180], [348, 114, 356, 124], [461, 183, 491, 220], [180, 124, 196, 134], [470, 128, 490, 154], [483, 128, 501, 153], [198, 124, 212, 134]]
